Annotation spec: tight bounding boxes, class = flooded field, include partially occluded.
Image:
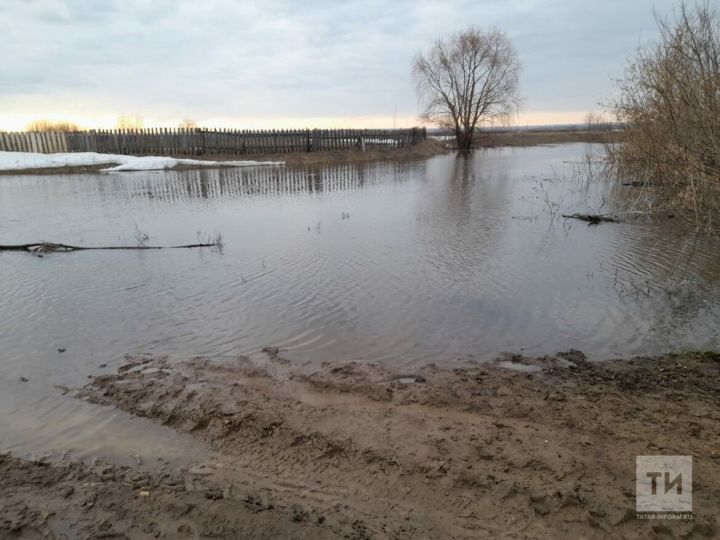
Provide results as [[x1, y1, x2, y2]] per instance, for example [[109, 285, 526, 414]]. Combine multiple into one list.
[[2, 143, 719, 538], [2, 144, 718, 385], [3, 142, 719, 448]]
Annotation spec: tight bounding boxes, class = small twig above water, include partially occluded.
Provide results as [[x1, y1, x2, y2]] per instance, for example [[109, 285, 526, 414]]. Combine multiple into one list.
[[134, 223, 150, 247]]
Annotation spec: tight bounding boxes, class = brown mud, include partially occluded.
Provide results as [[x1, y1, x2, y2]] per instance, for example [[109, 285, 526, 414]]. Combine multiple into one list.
[[1, 350, 718, 539]]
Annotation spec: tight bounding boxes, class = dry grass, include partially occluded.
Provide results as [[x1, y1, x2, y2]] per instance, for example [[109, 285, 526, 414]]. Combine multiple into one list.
[[190, 139, 450, 167], [473, 129, 625, 147], [25, 119, 80, 132]]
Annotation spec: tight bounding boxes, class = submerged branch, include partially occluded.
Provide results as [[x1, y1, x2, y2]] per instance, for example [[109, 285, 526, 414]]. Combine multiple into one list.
[[561, 213, 619, 225], [0, 242, 219, 254]]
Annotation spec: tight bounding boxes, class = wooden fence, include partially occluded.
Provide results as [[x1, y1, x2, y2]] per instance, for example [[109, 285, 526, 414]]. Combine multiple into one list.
[[0, 131, 68, 153], [0, 128, 427, 156]]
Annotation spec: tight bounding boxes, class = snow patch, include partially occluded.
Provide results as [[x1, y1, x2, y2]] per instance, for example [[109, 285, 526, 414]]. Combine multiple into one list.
[[0, 151, 283, 172]]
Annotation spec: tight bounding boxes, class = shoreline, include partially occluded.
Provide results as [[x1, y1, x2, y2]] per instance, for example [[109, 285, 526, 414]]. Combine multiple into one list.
[[2, 349, 717, 538], [0, 140, 451, 175]]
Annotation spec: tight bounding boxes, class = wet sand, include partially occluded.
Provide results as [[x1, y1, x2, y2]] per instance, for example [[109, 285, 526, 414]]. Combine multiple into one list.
[[2, 350, 718, 539]]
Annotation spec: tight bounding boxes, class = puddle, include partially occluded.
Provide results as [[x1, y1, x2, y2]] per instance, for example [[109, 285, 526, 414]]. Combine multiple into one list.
[[495, 361, 543, 373], [394, 376, 427, 384], [0, 380, 209, 469]]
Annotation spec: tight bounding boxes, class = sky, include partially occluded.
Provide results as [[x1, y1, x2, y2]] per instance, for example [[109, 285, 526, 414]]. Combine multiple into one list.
[[0, 0, 683, 130]]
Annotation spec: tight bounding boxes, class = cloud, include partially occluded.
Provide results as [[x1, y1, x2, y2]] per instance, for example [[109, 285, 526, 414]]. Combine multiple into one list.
[[0, 0, 683, 128]]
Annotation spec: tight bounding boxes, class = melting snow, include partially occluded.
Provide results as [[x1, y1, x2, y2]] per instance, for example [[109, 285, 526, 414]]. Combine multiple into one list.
[[0, 151, 283, 172]]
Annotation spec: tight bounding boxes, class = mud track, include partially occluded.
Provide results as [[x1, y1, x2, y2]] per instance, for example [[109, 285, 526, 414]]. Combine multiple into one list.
[[2, 350, 718, 539]]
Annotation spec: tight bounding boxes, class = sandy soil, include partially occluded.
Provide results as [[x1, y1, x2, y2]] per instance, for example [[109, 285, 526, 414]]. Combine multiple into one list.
[[1, 350, 718, 539]]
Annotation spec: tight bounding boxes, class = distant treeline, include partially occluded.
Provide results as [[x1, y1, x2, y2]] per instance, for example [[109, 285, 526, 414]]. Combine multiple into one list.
[[0, 127, 427, 156]]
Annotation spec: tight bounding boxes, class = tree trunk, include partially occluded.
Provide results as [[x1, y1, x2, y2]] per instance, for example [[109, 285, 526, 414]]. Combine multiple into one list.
[[456, 130, 473, 150]]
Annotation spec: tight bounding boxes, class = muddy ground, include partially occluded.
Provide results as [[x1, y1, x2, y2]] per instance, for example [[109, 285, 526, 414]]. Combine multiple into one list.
[[1, 350, 718, 539]]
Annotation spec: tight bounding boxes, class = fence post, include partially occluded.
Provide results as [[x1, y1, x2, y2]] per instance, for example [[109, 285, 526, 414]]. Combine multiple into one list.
[[312, 129, 320, 152]]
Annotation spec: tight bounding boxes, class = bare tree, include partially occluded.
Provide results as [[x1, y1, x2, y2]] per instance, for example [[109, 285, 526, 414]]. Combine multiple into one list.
[[413, 27, 521, 150], [610, 1, 720, 229]]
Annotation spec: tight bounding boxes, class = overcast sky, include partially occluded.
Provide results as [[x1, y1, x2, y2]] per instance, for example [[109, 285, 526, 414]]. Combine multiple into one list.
[[0, 0, 682, 130]]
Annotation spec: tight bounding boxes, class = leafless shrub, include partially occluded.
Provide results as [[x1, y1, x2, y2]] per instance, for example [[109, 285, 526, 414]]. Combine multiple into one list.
[[179, 119, 198, 129], [413, 27, 522, 150], [117, 114, 144, 130], [609, 1, 720, 231], [25, 119, 80, 132]]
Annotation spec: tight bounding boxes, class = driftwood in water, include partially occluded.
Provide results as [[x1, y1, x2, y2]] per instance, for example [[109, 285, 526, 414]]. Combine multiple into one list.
[[0, 242, 219, 254], [561, 213, 619, 225]]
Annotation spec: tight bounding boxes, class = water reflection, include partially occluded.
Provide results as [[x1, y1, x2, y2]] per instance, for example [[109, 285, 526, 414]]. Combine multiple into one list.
[[117, 160, 427, 203]]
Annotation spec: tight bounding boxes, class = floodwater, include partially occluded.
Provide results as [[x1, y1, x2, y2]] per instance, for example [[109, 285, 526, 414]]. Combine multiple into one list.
[[1, 143, 719, 457]]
